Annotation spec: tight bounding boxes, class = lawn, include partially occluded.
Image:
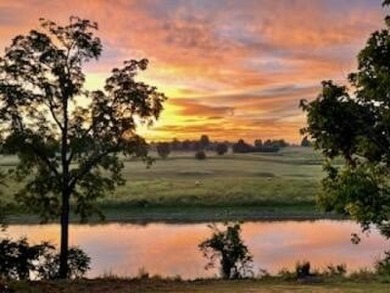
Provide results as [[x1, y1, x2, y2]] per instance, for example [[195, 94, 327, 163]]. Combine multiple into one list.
[[1, 147, 336, 222]]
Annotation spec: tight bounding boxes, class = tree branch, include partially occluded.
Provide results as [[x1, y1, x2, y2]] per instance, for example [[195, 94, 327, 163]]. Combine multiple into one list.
[[68, 146, 117, 192], [27, 142, 59, 177], [45, 98, 64, 131]]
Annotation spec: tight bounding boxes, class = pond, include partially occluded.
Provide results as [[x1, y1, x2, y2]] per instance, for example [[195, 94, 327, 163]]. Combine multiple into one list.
[[2, 220, 389, 279]]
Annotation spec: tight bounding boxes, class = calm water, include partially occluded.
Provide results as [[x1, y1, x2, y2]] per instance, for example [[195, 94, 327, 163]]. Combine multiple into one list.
[[2, 220, 389, 279]]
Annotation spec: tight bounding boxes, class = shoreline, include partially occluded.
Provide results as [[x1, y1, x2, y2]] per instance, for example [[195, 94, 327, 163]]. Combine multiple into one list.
[[3, 205, 346, 225], [5, 278, 389, 293]]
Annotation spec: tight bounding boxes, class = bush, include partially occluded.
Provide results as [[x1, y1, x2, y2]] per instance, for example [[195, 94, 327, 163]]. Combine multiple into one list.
[[296, 261, 311, 279], [375, 250, 390, 276], [324, 264, 347, 277], [216, 143, 228, 155], [199, 223, 253, 279], [349, 268, 376, 281], [38, 246, 91, 280], [195, 150, 206, 160], [277, 268, 296, 281], [0, 237, 90, 280], [156, 142, 171, 159], [0, 238, 54, 280]]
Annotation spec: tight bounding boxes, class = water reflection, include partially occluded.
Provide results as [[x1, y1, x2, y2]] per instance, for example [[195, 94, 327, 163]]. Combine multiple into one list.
[[2, 220, 388, 279]]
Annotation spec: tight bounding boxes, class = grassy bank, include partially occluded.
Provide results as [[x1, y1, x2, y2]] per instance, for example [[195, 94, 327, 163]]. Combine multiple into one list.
[[1, 147, 332, 223], [7, 278, 390, 293]]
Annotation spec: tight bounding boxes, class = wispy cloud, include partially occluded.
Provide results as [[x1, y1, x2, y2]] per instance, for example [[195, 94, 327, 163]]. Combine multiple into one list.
[[0, 0, 385, 142]]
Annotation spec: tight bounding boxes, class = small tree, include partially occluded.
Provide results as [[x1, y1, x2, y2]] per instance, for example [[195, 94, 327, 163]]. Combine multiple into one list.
[[199, 223, 253, 279], [0, 17, 166, 278], [215, 143, 228, 155], [156, 142, 171, 159], [199, 135, 210, 150]]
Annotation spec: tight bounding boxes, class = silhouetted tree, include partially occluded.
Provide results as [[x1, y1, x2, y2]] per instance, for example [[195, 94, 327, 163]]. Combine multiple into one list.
[[156, 142, 171, 159], [171, 138, 181, 151], [199, 223, 253, 279], [181, 140, 190, 151], [254, 139, 263, 148], [300, 1, 390, 237], [191, 141, 200, 151], [200, 135, 210, 150], [263, 139, 288, 148], [216, 143, 228, 155], [0, 17, 166, 278], [232, 139, 252, 153]]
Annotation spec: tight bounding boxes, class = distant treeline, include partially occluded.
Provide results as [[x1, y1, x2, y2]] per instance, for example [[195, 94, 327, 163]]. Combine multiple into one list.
[[0, 134, 311, 158], [150, 135, 312, 158]]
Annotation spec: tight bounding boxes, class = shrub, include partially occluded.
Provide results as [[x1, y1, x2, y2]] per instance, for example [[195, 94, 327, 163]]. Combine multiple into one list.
[[0, 238, 54, 280], [375, 250, 390, 276], [296, 261, 311, 279], [195, 150, 206, 160], [349, 268, 376, 281], [216, 143, 228, 155], [198, 222, 253, 279], [156, 142, 171, 159], [324, 264, 347, 277], [277, 268, 296, 281], [0, 237, 90, 280], [38, 246, 91, 280]]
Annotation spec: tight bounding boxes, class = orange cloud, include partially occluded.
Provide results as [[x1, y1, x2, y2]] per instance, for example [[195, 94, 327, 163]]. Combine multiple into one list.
[[0, 0, 385, 142]]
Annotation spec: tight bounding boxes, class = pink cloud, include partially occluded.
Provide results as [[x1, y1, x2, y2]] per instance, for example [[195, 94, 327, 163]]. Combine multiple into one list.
[[0, 0, 385, 142]]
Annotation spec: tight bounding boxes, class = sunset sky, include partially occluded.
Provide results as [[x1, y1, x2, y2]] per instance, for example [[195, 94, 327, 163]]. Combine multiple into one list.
[[0, 0, 387, 143]]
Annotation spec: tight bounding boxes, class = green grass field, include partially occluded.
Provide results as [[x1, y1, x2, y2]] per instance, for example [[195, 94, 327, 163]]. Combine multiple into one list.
[[1, 147, 337, 222]]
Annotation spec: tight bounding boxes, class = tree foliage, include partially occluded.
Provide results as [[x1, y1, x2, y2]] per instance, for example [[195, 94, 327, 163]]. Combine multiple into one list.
[[0, 238, 89, 280], [199, 223, 253, 279], [215, 143, 228, 155], [156, 142, 171, 159], [232, 139, 252, 153], [37, 246, 91, 280], [300, 136, 312, 147], [375, 250, 390, 276], [199, 135, 210, 150], [300, 1, 390, 237], [0, 172, 6, 229], [0, 17, 166, 278]]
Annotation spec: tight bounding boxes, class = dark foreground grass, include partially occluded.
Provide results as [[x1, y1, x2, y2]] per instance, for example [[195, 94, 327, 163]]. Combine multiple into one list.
[[7, 279, 390, 293]]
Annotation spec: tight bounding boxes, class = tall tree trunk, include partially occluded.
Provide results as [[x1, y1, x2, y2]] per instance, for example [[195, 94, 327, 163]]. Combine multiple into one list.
[[59, 190, 70, 279], [59, 73, 70, 278]]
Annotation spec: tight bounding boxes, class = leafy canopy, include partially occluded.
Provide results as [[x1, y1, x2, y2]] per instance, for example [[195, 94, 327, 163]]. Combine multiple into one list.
[[300, 1, 390, 237], [0, 16, 167, 222]]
